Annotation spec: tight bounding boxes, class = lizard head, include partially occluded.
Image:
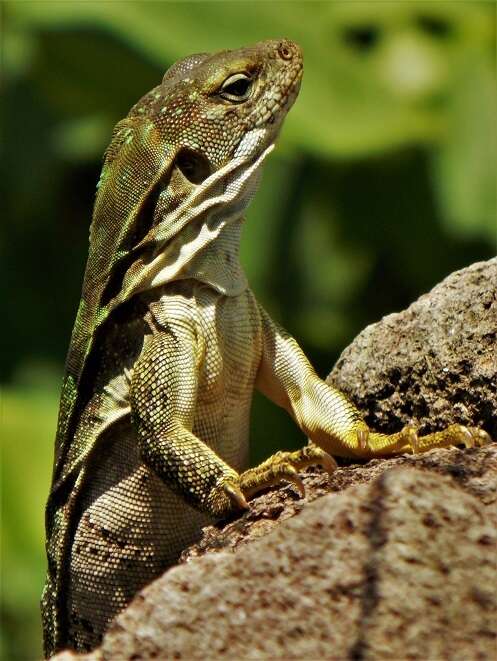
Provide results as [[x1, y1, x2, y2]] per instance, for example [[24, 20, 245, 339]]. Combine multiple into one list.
[[130, 38, 303, 182]]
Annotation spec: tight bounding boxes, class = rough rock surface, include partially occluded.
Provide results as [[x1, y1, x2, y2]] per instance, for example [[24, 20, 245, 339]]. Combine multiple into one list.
[[52, 260, 497, 660], [329, 258, 497, 440], [181, 444, 497, 565], [54, 445, 497, 661]]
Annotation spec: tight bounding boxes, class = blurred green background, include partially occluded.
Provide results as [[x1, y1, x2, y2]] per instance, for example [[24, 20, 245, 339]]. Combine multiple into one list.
[[1, 2, 495, 658]]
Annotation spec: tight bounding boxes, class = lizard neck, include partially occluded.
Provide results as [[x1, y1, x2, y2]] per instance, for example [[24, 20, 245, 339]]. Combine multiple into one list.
[[178, 217, 247, 296], [108, 141, 273, 308]]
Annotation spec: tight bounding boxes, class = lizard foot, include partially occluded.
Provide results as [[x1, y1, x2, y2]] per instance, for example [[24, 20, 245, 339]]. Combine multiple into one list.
[[398, 422, 492, 454], [239, 444, 337, 500], [361, 421, 492, 456]]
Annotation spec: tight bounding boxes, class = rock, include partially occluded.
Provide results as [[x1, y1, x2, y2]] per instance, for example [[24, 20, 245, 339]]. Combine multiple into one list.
[[60, 451, 496, 661], [181, 444, 497, 565], [328, 258, 497, 440]]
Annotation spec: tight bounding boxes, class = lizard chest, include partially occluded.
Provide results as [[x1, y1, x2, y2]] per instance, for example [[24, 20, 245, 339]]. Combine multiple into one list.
[[197, 287, 263, 404], [195, 286, 262, 468], [149, 282, 263, 405], [148, 282, 262, 466]]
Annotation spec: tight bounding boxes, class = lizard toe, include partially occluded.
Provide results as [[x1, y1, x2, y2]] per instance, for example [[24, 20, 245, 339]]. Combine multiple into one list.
[[467, 427, 492, 447]]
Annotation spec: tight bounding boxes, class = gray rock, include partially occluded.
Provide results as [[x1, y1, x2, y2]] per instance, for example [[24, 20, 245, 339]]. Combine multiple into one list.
[[65, 455, 497, 661], [329, 258, 497, 439]]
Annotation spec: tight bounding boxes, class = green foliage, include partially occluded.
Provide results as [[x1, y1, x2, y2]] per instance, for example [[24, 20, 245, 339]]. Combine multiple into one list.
[[1, 380, 59, 659], [2, 3, 495, 659]]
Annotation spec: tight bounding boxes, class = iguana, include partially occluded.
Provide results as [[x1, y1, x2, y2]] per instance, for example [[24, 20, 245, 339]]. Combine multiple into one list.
[[42, 38, 490, 656]]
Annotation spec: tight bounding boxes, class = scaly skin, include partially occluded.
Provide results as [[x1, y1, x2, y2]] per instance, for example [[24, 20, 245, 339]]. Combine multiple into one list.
[[42, 39, 490, 656]]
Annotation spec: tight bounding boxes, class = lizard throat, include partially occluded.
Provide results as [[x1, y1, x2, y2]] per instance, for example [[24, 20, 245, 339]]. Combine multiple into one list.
[[113, 136, 273, 304], [176, 218, 248, 296]]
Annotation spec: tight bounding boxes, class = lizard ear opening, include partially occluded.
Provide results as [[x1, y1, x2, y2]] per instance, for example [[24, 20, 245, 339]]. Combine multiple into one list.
[[176, 148, 211, 185]]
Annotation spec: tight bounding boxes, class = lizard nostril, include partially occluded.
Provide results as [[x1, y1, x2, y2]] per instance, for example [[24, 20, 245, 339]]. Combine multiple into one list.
[[277, 42, 293, 61]]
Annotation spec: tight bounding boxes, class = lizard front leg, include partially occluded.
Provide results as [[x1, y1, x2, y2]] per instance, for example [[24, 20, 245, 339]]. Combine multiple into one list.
[[130, 325, 250, 516], [252, 306, 490, 468]]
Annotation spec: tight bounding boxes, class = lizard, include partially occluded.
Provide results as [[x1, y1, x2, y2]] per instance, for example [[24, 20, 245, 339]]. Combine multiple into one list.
[[41, 38, 491, 657]]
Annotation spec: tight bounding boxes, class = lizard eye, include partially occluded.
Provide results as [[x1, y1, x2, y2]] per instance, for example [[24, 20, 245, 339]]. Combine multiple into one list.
[[219, 73, 252, 102]]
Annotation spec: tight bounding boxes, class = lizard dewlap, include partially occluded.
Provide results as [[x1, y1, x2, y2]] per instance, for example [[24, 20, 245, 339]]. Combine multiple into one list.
[[42, 39, 490, 656]]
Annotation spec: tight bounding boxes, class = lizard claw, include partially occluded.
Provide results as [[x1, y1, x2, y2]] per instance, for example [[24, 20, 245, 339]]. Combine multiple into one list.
[[357, 427, 369, 452], [320, 452, 339, 476], [302, 445, 338, 476], [281, 465, 306, 498], [223, 481, 250, 511], [401, 422, 420, 454], [455, 424, 475, 448]]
